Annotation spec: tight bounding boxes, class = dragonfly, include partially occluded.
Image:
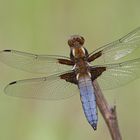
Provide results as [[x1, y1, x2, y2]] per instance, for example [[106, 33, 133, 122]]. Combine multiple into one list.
[[0, 27, 140, 130]]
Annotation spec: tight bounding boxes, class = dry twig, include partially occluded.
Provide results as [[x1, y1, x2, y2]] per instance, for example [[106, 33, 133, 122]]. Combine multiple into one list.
[[93, 80, 122, 140]]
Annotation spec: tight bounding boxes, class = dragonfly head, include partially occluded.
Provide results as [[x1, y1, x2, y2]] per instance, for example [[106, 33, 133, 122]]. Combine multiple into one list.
[[68, 35, 85, 48], [68, 35, 88, 59]]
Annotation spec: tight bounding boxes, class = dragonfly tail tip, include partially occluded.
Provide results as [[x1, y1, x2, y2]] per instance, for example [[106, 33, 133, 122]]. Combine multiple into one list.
[[91, 123, 97, 130]]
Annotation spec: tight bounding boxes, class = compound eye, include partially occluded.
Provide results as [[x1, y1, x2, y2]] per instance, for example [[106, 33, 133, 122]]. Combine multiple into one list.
[[80, 36, 85, 45]]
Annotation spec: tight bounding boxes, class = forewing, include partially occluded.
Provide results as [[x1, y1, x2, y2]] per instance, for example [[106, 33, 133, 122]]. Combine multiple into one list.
[[0, 50, 74, 74], [4, 71, 79, 100], [93, 58, 140, 90], [89, 27, 140, 64]]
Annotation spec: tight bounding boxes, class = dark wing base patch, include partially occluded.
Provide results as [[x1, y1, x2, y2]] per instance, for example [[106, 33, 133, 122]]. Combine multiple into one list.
[[88, 51, 102, 62], [58, 59, 74, 65], [90, 67, 106, 81], [60, 71, 77, 84]]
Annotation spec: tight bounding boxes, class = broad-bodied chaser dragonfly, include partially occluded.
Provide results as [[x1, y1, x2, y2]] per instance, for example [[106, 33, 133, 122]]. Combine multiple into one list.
[[0, 27, 140, 130]]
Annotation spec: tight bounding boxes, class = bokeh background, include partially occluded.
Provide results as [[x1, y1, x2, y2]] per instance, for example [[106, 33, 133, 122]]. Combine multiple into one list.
[[0, 0, 140, 140]]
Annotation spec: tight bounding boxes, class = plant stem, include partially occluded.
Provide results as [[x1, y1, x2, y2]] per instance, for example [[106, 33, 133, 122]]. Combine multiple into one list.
[[93, 80, 122, 140]]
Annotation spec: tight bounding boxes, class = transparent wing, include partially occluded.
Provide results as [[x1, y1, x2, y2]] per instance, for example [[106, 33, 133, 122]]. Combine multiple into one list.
[[94, 58, 140, 90], [0, 50, 73, 74], [89, 27, 140, 65], [4, 71, 79, 100]]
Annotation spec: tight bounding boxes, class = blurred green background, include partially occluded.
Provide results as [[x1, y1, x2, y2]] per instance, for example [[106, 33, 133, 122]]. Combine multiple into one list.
[[0, 0, 140, 140]]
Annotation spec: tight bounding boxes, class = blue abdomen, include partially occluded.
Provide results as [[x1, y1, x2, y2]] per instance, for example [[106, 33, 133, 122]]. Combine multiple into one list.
[[78, 76, 98, 130]]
